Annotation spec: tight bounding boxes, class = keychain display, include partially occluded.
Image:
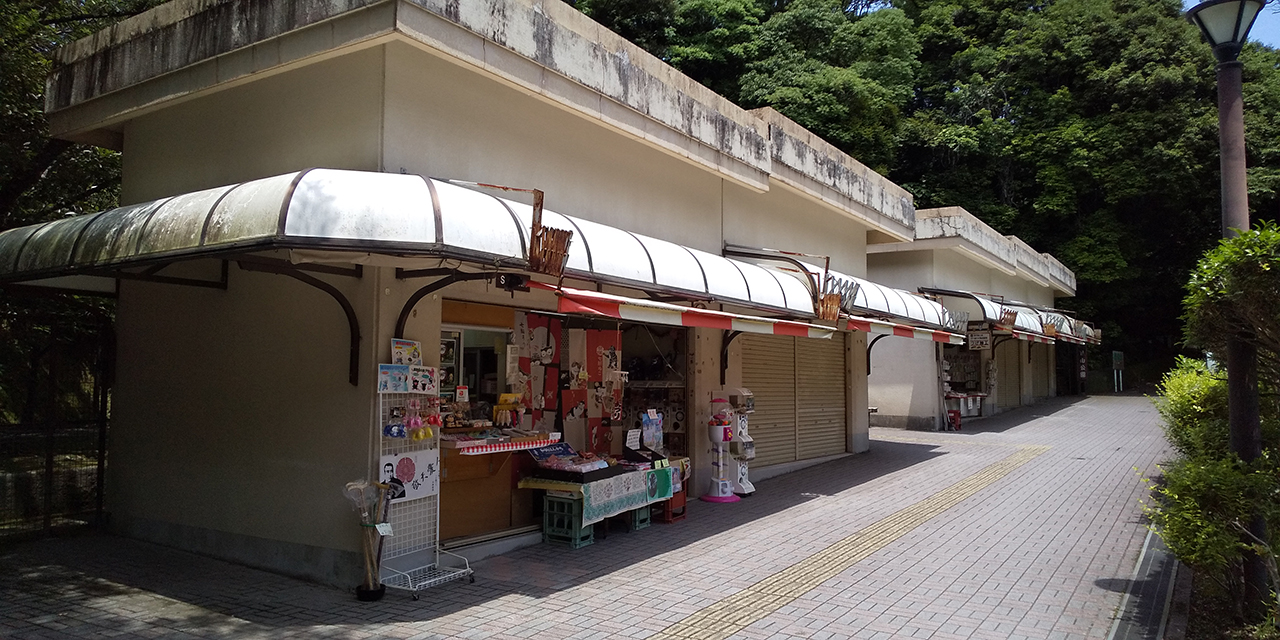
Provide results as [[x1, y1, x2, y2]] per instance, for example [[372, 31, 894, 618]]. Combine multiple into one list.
[[380, 352, 441, 441]]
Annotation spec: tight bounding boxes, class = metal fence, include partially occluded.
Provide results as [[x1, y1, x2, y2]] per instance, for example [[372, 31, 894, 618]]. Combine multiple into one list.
[[0, 299, 112, 540], [0, 419, 106, 536]]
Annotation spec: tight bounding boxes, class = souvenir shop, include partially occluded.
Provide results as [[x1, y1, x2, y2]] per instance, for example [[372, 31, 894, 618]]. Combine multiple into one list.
[[941, 324, 991, 427], [394, 298, 693, 549]]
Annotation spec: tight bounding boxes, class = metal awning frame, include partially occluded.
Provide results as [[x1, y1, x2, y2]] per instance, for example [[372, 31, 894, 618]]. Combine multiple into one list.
[[919, 286, 1059, 344]]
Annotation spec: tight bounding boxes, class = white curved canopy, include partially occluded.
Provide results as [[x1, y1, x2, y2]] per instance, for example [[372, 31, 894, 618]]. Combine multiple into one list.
[[0, 168, 827, 316], [762, 262, 956, 331]]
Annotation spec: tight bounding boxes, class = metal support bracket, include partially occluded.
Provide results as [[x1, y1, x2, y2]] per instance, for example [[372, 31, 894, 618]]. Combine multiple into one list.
[[93, 260, 230, 290], [723, 245, 823, 306], [720, 330, 743, 386], [395, 267, 458, 280], [235, 255, 363, 279], [236, 260, 362, 386], [394, 272, 493, 339], [867, 334, 890, 375]]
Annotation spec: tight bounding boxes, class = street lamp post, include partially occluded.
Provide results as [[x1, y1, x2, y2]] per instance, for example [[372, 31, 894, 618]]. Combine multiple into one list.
[[1185, 0, 1268, 619]]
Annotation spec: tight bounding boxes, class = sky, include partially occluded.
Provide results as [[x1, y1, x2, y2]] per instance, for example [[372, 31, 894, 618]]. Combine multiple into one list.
[[1246, 8, 1280, 48]]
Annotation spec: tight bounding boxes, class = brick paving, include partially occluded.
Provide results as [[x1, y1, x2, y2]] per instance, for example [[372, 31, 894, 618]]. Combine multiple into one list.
[[0, 394, 1169, 639]]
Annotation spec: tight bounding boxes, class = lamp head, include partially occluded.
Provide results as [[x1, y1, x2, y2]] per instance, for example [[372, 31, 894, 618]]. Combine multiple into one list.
[[1187, 0, 1268, 63]]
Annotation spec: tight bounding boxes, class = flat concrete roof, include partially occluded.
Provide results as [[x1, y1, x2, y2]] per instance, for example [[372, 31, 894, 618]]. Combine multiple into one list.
[[44, 0, 916, 239], [868, 206, 1077, 296]]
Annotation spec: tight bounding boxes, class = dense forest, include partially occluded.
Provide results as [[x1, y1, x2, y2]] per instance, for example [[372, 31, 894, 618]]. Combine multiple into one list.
[[569, 0, 1280, 380], [3, 0, 1280, 393]]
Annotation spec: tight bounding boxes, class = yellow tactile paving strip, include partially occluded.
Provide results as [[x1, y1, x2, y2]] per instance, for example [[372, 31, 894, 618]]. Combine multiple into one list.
[[650, 445, 1052, 640], [874, 432, 1025, 448]]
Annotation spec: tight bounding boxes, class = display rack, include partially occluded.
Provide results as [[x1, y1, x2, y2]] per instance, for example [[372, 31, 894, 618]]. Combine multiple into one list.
[[626, 380, 685, 389], [456, 438, 561, 455], [378, 392, 473, 599]]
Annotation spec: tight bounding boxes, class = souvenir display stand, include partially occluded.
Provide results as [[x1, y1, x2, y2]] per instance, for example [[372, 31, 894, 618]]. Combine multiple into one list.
[[702, 397, 740, 503], [941, 345, 987, 430], [517, 436, 676, 549], [653, 457, 689, 523], [376, 344, 473, 599]]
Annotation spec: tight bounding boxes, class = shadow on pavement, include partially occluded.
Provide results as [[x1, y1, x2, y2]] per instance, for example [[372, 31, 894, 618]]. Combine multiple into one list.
[[0, 439, 948, 633], [934, 394, 1092, 435], [1093, 534, 1177, 640]]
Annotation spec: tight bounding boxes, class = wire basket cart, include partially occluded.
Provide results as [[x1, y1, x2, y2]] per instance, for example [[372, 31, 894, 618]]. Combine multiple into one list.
[[378, 392, 474, 599]]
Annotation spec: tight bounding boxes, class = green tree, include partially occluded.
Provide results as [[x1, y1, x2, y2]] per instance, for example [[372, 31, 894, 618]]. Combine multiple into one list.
[[739, 0, 920, 172], [891, 0, 1250, 372], [572, 0, 677, 56], [1, 0, 161, 425], [668, 0, 768, 98]]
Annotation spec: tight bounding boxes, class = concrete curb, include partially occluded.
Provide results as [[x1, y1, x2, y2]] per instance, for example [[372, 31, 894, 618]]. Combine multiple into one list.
[[1163, 561, 1193, 640]]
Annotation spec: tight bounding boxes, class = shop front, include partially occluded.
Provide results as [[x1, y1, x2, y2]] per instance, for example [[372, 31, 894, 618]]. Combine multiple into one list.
[[917, 289, 1059, 419], [422, 297, 699, 548], [0, 166, 972, 586]]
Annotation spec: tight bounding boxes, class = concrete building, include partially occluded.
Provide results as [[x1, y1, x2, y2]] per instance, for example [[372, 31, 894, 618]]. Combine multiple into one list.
[[0, 0, 986, 587], [866, 207, 1093, 431]]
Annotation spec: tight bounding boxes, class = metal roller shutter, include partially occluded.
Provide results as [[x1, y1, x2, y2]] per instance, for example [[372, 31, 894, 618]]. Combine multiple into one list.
[[741, 334, 797, 467], [1032, 342, 1049, 398], [742, 333, 848, 467], [996, 339, 1020, 408], [797, 335, 847, 460]]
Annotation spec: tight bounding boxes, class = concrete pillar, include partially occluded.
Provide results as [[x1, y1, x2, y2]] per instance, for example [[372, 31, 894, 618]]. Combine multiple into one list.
[[687, 327, 723, 498], [980, 347, 996, 417], [1020, 341, 1034, 406], [1048, 344, 1058, 397], [849, 331, 869, 453]]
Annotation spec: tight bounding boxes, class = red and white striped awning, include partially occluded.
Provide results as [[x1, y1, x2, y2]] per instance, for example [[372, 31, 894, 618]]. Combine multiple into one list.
[[535, 283, 835, 339], [456, 438, 561, 456], [845, 317, 965, 344], [534, 283, 966, 344], [996, 326, 1055, 344]]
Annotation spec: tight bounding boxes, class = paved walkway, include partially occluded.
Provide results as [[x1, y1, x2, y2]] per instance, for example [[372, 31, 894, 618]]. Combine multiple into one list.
[[0, 395, 1170, 640]]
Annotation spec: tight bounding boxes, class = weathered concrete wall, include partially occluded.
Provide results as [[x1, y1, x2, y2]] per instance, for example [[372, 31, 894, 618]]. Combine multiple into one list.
[[753, 108, 914, 241], [381, 42, 723, 252], [394, 0, 769, 188], [1041, 253, 1076, 297], [914, 207, 1016, 273], [865, 251, 938, 426], [47, 0, 388, 110], [110, 257, 375, 586], [121, 47, 383, 203], [48, 0, 773, 192], [722, 178, 869, 278], [1009, 236, 1063, 295], [878, 207, 1076, 299]]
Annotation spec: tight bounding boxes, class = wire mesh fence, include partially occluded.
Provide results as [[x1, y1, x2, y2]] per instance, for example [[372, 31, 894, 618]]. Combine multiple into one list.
[[0, 295, 112, 540], [0, 419, 106, 536]]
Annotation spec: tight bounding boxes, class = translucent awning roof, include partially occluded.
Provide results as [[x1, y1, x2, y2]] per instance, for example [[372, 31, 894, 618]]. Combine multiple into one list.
[[1016, 306, 1098, 345], [761, 262, 956, 331], [919, 287, 1062, 341], [0, 168, 830, 317]]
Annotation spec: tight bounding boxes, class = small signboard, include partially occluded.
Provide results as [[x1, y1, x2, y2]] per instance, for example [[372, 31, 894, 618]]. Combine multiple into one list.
[[966, 329, 992, 351], [1112, 351, 1124, 371]]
